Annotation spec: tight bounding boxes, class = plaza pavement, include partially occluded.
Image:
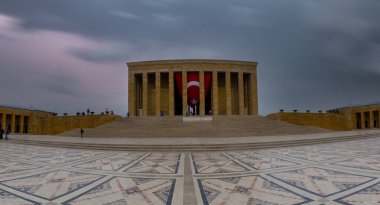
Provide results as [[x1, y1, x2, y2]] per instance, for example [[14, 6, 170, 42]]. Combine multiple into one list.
[[1, 131, 380, 204]]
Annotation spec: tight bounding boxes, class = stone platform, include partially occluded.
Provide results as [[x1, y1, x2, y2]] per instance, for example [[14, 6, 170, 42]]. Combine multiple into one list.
[[1, 130, 380, 204], [8, 130, 380, 151], [60, 116, 330, 139]]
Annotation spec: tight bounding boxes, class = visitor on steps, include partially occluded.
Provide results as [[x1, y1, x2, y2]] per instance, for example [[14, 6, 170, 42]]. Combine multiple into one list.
[[80, 128, 84, 138], [0, 128, 3, 139]]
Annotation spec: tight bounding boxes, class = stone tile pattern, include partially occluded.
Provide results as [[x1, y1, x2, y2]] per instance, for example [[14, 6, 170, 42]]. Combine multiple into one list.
[[269, 167, 374, 197], [228, 151, 298, 170], [192, 153, 248, 174], [193, 137, 380, 204], [64, 177, 176, 205], [0, 143, 180, 205], [198, 176, 311, 205], [2, 136, 380, 204], [125, 153, 181, 174]]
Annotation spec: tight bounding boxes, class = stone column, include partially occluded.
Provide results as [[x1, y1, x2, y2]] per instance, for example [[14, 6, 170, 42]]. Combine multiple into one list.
[[199, 71, 205, 116], [11, 114, 15, 133], [142, 72, 148, 116], [361, 112, 365, 129], [155, 72, 161, 116], [128, 72, 135, 116], [250, 72, 258, 115], [20, 115, 24, 133], [225, 71, 232, 115], [212, 70, 219, 115], [169, 71, 174, 116], [238, 72, 244, 115], [1, 113, 6, 129], [182, 71, 188, 116]]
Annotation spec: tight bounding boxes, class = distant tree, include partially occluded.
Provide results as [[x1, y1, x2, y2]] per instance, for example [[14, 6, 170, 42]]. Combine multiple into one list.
[[293, 110, 298, 113], [306, 110, 310, 113], [279, 109, 284, 112]]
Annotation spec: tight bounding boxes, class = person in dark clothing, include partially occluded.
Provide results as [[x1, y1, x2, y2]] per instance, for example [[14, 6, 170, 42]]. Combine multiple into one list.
[[5, 128, 9, 140], [0, 128, 3, 139], [80, 128, 84, 138]]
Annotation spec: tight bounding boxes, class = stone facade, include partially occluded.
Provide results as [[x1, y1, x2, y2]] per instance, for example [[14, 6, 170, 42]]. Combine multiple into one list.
[[0, 105, 56, 134], [268, 103, 380, 131], [127, 59, 258, 116], [0, 106, 120, 134]]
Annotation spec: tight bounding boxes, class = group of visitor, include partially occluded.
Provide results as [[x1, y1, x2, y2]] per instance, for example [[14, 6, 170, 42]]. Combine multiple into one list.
[[0, 127, 10, 140]]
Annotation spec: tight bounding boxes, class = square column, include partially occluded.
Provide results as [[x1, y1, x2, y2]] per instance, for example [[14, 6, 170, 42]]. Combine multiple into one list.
[[238, 72, 244, 115], [128, 72, 135, 116], [225, 71, 232, 115], [199, 71, 205, 116], [11, 114, 15, 133], [212, 70, 219, 115], [155, 72, 161, 116], [250, 72, 258, 115], [142, 72, 148, 116], [361, 112, 365, 129], [169, 71, 174, 116], [20, 115, 24, 133], [1, 113, 6, 129], [182, 71, 188, 115]]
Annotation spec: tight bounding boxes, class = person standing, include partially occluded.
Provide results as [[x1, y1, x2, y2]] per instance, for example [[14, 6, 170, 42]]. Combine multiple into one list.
[[5, 127, 9, 140], [80, 128, 84, 138]]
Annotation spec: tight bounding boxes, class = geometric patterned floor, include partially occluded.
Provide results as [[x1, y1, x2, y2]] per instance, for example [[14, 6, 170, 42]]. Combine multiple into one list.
[[1, 134, 380, 204]]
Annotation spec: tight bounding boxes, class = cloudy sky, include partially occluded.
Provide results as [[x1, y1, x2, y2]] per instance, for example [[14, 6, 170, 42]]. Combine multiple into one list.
[[0, 0, 379, 115]]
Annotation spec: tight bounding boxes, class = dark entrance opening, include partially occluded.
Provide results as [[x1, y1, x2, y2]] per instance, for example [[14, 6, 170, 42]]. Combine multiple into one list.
[[15, 115, 20, 133], [364, 112, 370, 128], [373, 111, 379, 128], [24, 116, 29, 133], [356, 112, 362, 129]]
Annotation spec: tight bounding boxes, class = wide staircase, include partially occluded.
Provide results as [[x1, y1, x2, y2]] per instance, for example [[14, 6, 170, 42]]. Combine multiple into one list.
[[12, 116, 380, 151], [60, 115, 330, 138]]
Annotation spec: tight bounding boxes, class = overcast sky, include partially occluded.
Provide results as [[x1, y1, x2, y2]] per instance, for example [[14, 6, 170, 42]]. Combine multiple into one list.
[[0, 0, 379, 115]]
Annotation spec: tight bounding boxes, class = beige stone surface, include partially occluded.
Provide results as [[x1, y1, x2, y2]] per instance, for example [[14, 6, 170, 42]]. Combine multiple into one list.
[[268, 104, 380, 131], [59, 115, 330, 139], [127, 59, 258, 117]]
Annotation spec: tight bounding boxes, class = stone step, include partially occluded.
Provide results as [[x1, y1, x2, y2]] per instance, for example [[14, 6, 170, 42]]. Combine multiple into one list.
[[60, 116, 330, 138], [9, 133, 379, 151]]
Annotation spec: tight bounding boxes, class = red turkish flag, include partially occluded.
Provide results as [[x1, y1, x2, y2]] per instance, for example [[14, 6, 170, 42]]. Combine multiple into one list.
[[175, 72, 211, 105]]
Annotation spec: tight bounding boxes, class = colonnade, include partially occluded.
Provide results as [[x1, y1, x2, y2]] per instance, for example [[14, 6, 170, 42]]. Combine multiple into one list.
[[129, 70, 258, 117], [0, 112, 29, 133], [356, 110, 380, 129]]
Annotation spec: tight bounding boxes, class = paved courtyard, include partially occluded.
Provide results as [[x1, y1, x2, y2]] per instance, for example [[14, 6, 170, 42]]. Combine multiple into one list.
[[1, 136, 380, 204]]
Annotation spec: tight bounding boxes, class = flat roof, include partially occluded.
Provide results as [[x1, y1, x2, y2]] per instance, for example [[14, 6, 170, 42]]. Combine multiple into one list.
[[127, 59, 258, 67], [328, 100, 380, 111], [0, 104, 57, 114]]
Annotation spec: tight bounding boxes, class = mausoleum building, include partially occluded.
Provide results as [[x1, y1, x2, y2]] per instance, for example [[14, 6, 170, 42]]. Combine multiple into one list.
[[127, 59, 258, 116]]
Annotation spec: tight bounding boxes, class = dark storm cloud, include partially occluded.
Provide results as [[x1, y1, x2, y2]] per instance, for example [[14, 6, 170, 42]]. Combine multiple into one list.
[[0, 0, 379, 115]]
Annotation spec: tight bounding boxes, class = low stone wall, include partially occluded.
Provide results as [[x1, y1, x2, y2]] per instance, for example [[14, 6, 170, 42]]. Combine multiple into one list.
[[40, 115, 121, 134], [267, 112, 348, 131]]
